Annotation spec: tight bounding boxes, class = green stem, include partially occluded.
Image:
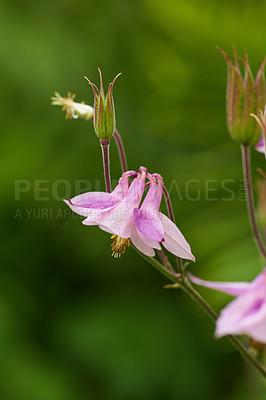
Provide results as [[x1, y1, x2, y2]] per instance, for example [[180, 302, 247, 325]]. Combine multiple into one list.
[[157, 249, 175, 274], [162, 185, 183, 276], [241, 144, 266, 259], [113, 129, 128, 173], [100, 139, 111, 193]]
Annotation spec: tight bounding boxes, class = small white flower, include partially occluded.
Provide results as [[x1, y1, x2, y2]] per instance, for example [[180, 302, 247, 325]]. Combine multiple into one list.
[[51, 92, 94, 121]]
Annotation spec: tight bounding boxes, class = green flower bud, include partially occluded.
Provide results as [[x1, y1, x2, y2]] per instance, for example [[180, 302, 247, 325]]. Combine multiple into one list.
[[85, 69, 121, 140], [219, 46, 266, 145]]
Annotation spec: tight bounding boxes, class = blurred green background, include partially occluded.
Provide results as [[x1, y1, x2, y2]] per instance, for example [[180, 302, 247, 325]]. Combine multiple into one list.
[[1, 0, 266, 399]]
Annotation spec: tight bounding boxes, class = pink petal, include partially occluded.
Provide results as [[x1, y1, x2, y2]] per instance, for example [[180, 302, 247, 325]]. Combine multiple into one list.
[[98, 170, 146, 238], [249, 268, 266, 289], [111, 171, 135, 201], [188, 274, 251, 296], [159, 212, 195, 261], [133, 208, 164, 242], [98, 225, 114, 234], [70, 192, 120, 209], [239, 296, 266, 336], [189, 269, 266, 342], [130, 225, 155, 257], [64, 196, 116, 219], [65, 173, 134, 223], [141, 174, 163, 212], [247, 317, 266, 343], [133, 177, 164, 242], [82, 218, 99, 226], [215, 290, 266, 343], [65, 172, 133, 219], [137, 229, 161, 250]]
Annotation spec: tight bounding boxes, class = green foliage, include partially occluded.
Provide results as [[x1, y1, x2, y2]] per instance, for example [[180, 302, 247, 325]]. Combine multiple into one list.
[[1, 0, 265, 398]]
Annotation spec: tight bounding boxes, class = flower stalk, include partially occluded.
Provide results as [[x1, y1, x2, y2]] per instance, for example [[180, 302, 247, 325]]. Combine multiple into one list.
[[85, 69, 120, 140], [113, 129, 128, 172], [162, 184, 183, 276], [241, 144, 266, 259], [100, 139, 112, 193]]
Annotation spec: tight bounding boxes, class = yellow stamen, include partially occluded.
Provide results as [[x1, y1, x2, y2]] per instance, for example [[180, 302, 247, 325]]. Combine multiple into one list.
[[111, 234, 130, 258], [51, 92, 76, 119]]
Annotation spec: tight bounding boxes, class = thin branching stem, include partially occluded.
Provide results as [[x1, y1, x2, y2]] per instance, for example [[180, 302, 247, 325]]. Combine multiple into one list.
[[241, 144, 266, 259], [162, 185, 183, 276], [157, 249, 175, 274], [113, 129, 128, 173], [100, 139, 111, 193]]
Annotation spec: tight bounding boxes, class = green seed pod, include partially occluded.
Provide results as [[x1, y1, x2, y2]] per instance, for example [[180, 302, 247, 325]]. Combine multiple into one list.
[[219, 46, 266, 145], [85, 69, 121, 140]]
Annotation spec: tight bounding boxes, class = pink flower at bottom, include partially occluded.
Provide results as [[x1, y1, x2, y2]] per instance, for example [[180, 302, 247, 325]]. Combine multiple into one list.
[[64, 167, 195, 261], [188, 269, 266, 343]]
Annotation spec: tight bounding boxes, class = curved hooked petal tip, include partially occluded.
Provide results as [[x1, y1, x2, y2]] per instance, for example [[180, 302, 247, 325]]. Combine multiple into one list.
[[152, 173, 163, 182], [97, 67, 104, 95], [125, 170, 138, 178], [146, 172, 163, 187], [108, 72, 122, 94], [139, 166, 147, 175], [84, 76, 100, 98]]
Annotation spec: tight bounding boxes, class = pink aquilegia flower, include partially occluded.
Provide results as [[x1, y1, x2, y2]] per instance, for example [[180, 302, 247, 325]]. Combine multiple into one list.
[[188, 269, 266, 343], [64, 167, 195, 260]]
